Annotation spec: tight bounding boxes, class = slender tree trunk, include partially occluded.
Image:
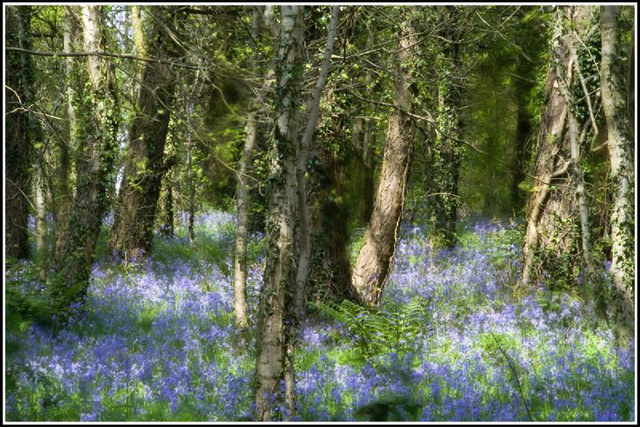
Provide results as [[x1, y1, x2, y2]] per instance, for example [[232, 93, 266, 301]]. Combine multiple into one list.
[[254, 6, 304, 421], [35, 164, 47, 254], [159, 178, 174, 237], [233, 112, 256, 330], [5, 6, 32, 260], [553, 30, 596, 292], [351, 12, 417, 306], [600, 5, 635, 342], [233, 8, 262, 332], [284, 6, 340, 416], [186, 103, 196, 243], [511, 58, 535, 213], [51, 5, 120, 317], [428, 7, 463, 253], [352, 115, 375, 226], [109, 7, 181, 260], [293, 4, 339, 321], [626, 32, 634, 139], [55, 6, 77, 226]]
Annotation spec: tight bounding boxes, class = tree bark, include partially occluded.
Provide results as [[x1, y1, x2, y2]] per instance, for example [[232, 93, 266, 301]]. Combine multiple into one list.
[[108, 7, 182, 260], [428, 7, 463, 253], [55, 6, 77, 227], [351, 12, 417, 306], [51, 5, 120, 317], [600, 5, 635, 342], [233, 7, 262, 332], [284, 5, 340, 416], [511, 57, 535, 213], [254, 6, 304, 421], [159, 178, 174, 237], [520, 6, 591, 288], [554, 30, 596, 293], [5, 6, 33, 260]]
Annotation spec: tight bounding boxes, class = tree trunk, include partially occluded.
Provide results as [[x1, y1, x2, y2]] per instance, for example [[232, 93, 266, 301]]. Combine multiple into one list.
[[186, 111, 196, 243], [159, 178, 174, 237], [109, 7, 181, 260], [428, 7, 463, 252], [520, 6, 592, 289], [233, 7, 262, 332], [54, 6, 77, 228], [35, 164, 47, 254], [284, 6, 340, 416], [351, 12, 417, 306], [254, 6, 304, 421], [600, 5, 635, 342], [51, 5, 119, 317], [553, 29, 596, 294], [511, 58, 535, 213], [5, 6, 33, 260]]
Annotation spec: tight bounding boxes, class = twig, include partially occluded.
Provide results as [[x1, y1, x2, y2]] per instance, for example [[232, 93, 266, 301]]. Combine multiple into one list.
[[490, 331, 534, 421]]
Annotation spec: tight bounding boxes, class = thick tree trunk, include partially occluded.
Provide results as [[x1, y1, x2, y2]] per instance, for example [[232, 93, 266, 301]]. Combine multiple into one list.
[[351, 13, 417, 306], [521, 6, 591, 289], [254, 6, 304, 421], [600, 5, 635, 342], [308, 147, 355, 304], [5, 6, 32, 260], [51, 5, 119, 317], [109, 7, 181, 260]]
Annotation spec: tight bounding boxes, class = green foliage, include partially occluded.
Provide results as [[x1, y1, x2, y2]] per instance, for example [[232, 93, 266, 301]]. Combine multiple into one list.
[[152, 234, 230, 277], [310, 297, 430, 362], [5, 262, 54, 366]]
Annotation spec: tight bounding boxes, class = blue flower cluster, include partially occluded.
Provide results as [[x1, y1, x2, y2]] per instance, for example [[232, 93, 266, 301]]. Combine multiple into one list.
[[5, 212, 635, 421]]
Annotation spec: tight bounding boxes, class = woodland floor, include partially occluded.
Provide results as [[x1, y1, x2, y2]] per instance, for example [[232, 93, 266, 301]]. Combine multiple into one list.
[[5, 210, 635, 421]]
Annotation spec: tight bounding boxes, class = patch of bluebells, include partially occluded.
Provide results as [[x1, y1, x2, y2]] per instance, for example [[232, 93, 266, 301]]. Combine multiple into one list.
[[5, 214, 635, 421]]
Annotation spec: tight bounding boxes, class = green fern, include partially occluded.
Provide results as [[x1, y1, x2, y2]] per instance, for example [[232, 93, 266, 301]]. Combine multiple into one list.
[[311, 297, 431, 360]]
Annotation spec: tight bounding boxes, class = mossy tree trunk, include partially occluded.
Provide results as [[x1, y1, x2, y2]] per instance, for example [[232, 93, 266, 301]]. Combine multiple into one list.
[[5, 6, 33, 261], [254, 6, 304, 421], [51, 5, 120, 317], [427, 7, 464, 253], [600, 5, 635, 342], [521, 6, 593, 290], [108, 7, 182, 260]]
